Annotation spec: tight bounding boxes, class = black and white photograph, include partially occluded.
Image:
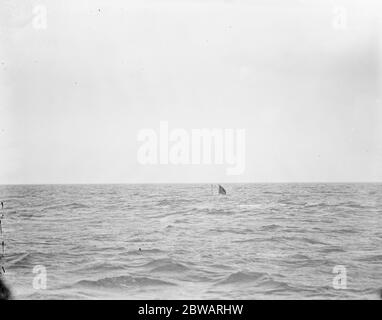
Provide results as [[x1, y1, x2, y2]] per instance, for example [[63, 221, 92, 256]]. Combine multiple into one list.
[[0, 0, 381, 305]]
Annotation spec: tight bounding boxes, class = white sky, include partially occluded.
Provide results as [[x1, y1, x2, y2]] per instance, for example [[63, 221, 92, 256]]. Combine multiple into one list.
[[0, 0, 381, 184]]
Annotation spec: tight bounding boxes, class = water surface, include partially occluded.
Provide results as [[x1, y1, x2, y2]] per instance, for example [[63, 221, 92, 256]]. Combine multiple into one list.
[[0, 183, 381, 299]]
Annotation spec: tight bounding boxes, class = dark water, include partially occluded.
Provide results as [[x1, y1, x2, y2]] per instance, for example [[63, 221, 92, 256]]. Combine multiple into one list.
[[0, 183, 381, 299]]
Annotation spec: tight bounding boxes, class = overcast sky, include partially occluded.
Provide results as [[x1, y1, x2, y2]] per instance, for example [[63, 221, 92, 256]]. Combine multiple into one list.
[[0, 0, 381, 184]]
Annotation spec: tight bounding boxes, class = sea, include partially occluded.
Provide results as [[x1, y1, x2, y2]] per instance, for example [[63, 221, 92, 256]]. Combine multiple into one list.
[[0, 183, 381, 300]]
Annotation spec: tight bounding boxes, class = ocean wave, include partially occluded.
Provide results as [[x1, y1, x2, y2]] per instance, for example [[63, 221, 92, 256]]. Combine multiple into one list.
[[341, 201, 374, 209], [304, 201, 374, 210], [157, 198, 195, 206], [259, 224, 281, 231], [135, 248, 164, 254], [216, 271, 270, 285], [118, 248, 165, 258], [156, 199, 173, 206], [2, 210, 18, 214], [334, 228, 358, 234], [288, 254, 311, 260], [259, 278, 296, 293], [237, 204, 264, 209], [282, 257, 333, 268], [4, 252, 31, 268], [206, 209, 235, 215], [320, 247, 346, 254], [72, 261, 123, 273], [271, 236, 328, 246], [76, 275, 176, 288], [231, 238, 265, 244], [140, 258, 190, 273], [215, 271, 298, 293], [210, 227, 255, 235], [302, 238, 328, 245], [304, 202, 329, 208], [358, 254, 382, 263], [43, 202, 90, 211]]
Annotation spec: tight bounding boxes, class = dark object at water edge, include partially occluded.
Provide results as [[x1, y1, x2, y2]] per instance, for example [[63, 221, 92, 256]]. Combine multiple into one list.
[[0, 277, 12, 300]]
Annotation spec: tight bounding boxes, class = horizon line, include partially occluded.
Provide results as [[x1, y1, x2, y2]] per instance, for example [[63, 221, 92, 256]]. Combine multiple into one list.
[[0, 181, 381, 186]]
